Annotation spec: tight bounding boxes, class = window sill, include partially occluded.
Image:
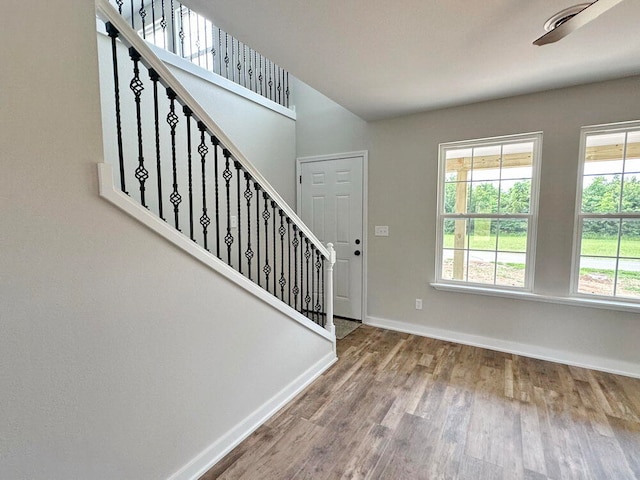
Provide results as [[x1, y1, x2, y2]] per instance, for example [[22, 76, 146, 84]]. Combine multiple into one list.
[[430, 283, 640, 314]]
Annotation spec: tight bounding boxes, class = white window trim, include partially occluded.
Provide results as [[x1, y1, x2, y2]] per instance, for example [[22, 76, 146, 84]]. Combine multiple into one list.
[[570, 119, 640, 304], [435, 132, 543, 292]]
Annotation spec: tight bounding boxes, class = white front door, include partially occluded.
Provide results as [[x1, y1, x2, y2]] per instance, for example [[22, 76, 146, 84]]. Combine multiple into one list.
[[298, 154, 364, 320]]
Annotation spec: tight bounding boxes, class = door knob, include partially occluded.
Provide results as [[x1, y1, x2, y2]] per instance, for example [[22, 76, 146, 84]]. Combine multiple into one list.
[[354, 250, 361, 256]]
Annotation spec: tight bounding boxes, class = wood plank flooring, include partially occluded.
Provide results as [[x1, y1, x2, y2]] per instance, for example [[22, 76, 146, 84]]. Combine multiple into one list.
[[200, 325, 640, 480]]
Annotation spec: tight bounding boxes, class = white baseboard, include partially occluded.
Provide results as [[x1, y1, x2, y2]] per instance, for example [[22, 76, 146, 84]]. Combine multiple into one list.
[[166, 351, 337, 480], [365, 315, 640, 379]]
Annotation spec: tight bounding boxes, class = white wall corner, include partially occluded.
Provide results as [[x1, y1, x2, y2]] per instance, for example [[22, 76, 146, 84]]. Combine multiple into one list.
[[166, 351, 337, 480], [364, 315, 640, 379]]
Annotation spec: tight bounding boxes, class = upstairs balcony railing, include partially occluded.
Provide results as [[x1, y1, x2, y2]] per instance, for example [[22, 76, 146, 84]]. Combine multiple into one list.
[[111, 0, 291, 108], [96, 0, 334, 333]]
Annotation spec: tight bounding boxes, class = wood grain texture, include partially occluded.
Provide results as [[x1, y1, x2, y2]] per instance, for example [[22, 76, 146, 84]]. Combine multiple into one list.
[[200, 326, 640, 480]]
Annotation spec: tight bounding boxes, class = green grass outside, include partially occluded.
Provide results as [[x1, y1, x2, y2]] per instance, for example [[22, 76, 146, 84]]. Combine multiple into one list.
[[444, 234, 640, 257]]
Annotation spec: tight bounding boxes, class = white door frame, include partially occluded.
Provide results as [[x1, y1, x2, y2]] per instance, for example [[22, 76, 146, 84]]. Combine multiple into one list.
[[296, 150, 368, 322]]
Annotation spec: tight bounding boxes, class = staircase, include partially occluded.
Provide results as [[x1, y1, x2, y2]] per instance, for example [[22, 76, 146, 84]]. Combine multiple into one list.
[[95, 0, 336, 339]]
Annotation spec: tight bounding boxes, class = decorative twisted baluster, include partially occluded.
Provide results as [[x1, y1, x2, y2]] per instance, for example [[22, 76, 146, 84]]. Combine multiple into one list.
[[178, 4, 185, 57], [292, 225, 299, 311], [198, 123, 210, 250], [286, 217, 291, 304], [166, 88, 181, 230], [139, 0, 147, 38], [244, 172, 254, 280], [129, 47, 148, 207], [315, 248, 322, 323], [304, 238, 311, 314], [222, 149, 233, 265], [262, 192, 271, 290], [311, 244, 316, 322], [115, 0, 123, 14], [279, 210, 286, 301]]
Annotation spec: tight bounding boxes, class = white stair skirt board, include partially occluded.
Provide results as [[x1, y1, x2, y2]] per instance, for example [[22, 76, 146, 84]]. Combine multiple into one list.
[[365, 315, 640, 379], [98, 163, 334, 343], [167, 351, 337, 480]]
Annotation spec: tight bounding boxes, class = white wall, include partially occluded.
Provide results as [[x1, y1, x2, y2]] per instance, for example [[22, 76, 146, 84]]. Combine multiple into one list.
[[295, 75, 640, 376], [294, 77, 369, 158], [1, 1, 332, 479]]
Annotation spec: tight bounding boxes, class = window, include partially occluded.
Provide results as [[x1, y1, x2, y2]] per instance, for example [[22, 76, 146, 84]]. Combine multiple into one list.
[[436, 133, 542, 290], [573, 121, 640, 301]]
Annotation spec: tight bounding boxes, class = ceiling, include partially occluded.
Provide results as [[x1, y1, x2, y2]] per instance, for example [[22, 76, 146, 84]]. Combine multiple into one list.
[[184, 0, 640, 121]]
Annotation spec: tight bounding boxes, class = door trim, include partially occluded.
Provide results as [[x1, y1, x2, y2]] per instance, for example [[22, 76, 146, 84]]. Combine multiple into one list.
[[296, 151, 368, 322]]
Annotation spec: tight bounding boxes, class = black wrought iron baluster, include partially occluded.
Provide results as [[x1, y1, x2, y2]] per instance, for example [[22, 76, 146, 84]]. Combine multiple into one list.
[[311, 244, 316, 322], [187, 9, 194, 63], [268, 60, 273, 101], [286, 218, 291, 305], [279, 210, 286, 301], [285, 72, 290, 108], [198, 123, 210, 250], [183, 106, 194, 241], [166, 88, 181, 230], [149, 69, 164, 220], [277, 65, 282, 106], [178, 3, 185, 57], [151, 0, 156, 44], [321, 255, 325, 326], [305, 237, 311, 316], [292, 225, 299, 310], [128, 48, 148, 207], [262, 192, 271, 291], [139, 0, 147, 38], [130, 0, 134, 28], [236, 40, 242, 86], [255, 183, 261, 287], [315, 248, 322, 324], [234, 160, 242, 273], [248, 48, 253, 91], [170, 0, 176, 53], [211, 135, 221, 258], [223, 149, 233, 265], [258, 55, 263, 96], [106, 23, 127, 195], [244, 172, 254, 280], [224, 33, 229, 79], [271, 201, 277, 294], [231, 36, 235, 83], [160, 0, 167, 48], [211, 23, 217, 73], [116, 0, 123, 14]]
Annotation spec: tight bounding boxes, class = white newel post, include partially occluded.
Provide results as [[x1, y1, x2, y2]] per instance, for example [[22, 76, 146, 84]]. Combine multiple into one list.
[[325, 243, 336, 340]]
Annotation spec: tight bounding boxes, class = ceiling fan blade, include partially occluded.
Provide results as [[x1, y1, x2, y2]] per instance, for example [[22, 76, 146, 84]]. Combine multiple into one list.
[[533, 0, 625, 46]]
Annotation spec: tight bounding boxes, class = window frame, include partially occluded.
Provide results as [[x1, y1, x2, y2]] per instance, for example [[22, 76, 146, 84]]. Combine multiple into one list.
[[571, 120, 640, 302], [435, 132, 543, 292]]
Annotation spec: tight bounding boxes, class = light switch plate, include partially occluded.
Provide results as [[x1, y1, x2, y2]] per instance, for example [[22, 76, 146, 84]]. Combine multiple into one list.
[[375, 225, 389, 236]]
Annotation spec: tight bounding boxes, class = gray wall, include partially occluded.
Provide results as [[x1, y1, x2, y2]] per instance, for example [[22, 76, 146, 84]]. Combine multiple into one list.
[[1, 1, 332, 479], [295, 75, 640, 375]]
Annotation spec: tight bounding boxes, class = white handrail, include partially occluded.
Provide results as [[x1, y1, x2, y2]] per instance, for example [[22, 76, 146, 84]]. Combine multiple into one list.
[[95, 0, 330, 259]]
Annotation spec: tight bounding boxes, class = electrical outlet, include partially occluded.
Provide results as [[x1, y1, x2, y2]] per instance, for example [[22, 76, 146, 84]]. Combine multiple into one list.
[[375, 225, 389, 236], [231, 215, 237, 228], [415, 299, 423, 310]]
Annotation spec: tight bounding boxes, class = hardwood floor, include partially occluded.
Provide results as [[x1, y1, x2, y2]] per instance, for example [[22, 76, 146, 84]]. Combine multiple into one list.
[[200, 325, 640, 479]]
